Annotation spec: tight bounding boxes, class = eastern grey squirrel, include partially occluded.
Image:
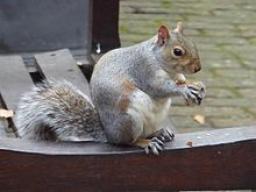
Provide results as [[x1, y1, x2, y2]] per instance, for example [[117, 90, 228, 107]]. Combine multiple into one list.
[[15, 22, 206, 155]]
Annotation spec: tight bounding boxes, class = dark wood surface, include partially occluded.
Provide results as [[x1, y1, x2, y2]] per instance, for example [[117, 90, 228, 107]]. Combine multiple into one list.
[[0, 55, 34, 110], [0, 126, 255, 191], [92, 0, 120, 53], [0, 126, 255, 155], [35, 49, 90, 96]]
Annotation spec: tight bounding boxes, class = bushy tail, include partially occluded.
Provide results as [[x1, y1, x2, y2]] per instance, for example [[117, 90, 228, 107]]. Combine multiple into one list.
[[14, 80, 106, 142]]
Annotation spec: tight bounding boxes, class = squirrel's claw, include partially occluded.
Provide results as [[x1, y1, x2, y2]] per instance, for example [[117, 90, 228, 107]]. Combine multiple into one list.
[[183, 84, 205, 106], [135, 138, 164, 155], [187, 89, 199, 105], [144, 141, 163, 155], [144, 130, 175, 155], [190, 89, 202, 105], [180, 86, 197, 105], [144, 137, 166, 155], [151, 128, 175, 143], [165, 129, 175, 142], [187, 82, 206, 105], [159, 129, 175, 143], [151, 136, 165, 146]]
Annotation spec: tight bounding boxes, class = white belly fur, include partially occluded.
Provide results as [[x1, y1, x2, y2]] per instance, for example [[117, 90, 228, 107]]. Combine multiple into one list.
[[127, 89, 171, 138]]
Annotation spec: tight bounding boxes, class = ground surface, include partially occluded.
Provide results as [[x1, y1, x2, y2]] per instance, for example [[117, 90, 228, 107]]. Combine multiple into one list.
[[119, 0, 256, 133]]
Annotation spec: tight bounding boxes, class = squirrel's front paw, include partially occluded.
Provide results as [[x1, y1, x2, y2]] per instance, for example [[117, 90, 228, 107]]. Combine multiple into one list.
[[187, 81, 206, 105], [178, 82, 206, 105], [178, 86, 200, 105]]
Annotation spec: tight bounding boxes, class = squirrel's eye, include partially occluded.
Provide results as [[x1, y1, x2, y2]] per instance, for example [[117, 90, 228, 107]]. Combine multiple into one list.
[[173, 48, 183, 57]]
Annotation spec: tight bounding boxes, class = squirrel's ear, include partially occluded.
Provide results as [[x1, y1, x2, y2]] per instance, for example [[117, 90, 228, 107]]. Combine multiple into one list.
[[157, 25, 170, 46], [174, 21, 184, 33]]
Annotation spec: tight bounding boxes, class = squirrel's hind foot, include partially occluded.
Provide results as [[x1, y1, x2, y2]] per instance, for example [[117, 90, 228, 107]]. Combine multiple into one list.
[[152, 128, 175, 143], [134, 137, 168, 155], [133, 128, 175, 155]]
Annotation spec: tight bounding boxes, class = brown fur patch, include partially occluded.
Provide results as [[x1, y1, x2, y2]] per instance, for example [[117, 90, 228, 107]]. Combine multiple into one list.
[[117, 80, 136, 112], [134, 138, 151, 148]]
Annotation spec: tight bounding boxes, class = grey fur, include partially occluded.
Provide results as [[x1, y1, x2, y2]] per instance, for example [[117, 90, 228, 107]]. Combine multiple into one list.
[[15, 80, 106, 142], [91, 25, 202, 146]]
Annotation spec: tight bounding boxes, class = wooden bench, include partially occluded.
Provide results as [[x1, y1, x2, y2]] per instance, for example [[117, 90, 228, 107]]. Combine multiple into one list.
[[0, 49, 255, 191]]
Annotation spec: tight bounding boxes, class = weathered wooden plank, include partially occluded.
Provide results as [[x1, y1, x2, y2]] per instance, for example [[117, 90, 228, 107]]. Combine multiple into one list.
[[0, 126, 255, 154], [35, 49, 90, 96], [0, 55, 34, 110], [0, 119, 7, 137], [0, 126, 255, 191]]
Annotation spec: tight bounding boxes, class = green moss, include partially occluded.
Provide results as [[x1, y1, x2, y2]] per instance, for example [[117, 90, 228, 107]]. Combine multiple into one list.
[[161, 0, 171, 8], [197, 28, 208, 36], [248, 37, 256, 45], [153, 19, 163, 26], [119, 25, 129, 33]]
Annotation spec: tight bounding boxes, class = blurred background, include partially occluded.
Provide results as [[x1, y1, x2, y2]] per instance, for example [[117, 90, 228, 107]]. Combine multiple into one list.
[[118, 0, 256, 133], [0, 0, 255, 134]]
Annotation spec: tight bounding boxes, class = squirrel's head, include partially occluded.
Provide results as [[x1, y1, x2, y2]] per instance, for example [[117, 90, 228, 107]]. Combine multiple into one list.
[[154, 22, 201, 74]]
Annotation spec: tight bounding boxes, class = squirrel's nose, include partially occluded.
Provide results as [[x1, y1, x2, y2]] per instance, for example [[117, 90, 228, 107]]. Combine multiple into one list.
[[194, 65, 201, 73]]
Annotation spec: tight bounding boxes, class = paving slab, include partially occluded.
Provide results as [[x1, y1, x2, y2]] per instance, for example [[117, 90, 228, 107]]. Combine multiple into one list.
[[119, 0, 256, 132]]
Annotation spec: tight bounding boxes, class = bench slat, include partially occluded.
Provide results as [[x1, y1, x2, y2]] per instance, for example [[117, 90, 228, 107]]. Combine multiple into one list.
[[35, 49, 90, 96], [0, 126, 255, 191], [0, 56, 34, 110]]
